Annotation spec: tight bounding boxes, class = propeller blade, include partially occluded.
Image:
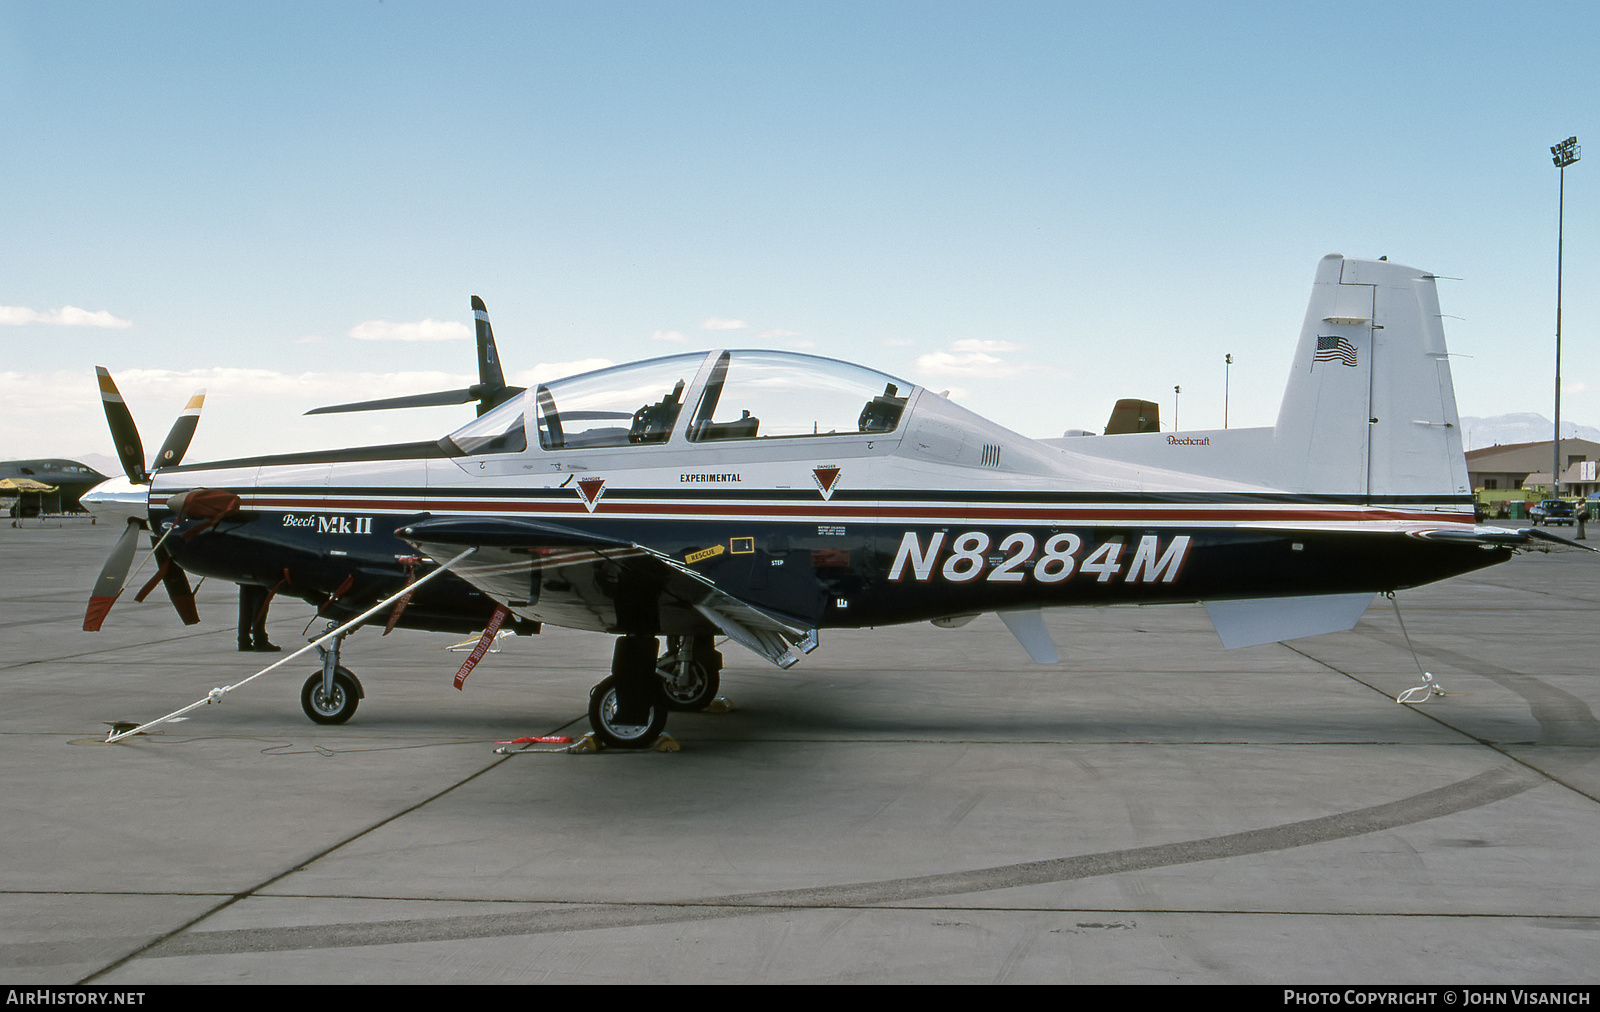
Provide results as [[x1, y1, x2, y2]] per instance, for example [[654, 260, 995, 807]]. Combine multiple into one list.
[[95, 367, 148, 484], [83, 517, 145, 632], [132, 545, 201, 626], [151, 390, 205, 469], [161, 560, 201, 626], [305, 388, 477, 415]]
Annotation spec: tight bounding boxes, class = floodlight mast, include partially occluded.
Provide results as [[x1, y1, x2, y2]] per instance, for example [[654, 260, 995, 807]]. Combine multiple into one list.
[[1552, 135, 1579, 497], [1224, 353, 1233, 429]]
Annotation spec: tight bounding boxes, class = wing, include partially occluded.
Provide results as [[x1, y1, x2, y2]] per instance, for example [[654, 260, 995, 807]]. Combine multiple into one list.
[[395, 517, 819, 668]]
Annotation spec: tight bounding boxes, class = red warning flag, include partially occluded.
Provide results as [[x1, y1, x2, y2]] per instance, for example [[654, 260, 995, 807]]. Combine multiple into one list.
[[454, 606, 509, 690]]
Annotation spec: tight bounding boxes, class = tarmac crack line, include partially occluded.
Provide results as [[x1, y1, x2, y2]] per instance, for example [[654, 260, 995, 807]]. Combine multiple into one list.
[[116, 763, 1538, 960], [75, 751, 522, 984], [1282, 642, 1600, 807]]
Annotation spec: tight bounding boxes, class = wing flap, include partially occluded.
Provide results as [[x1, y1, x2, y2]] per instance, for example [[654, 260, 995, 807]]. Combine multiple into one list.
[[398, 517, 819, 667]]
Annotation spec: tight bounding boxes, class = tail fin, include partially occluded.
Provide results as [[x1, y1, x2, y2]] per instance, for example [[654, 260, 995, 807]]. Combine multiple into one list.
[[1103, 398, 1160, 435], [1044, 254, 1472, 504], [306, 296, 525, 417], [470, 295, 518, 416], [1272, 255, 1468, 497]]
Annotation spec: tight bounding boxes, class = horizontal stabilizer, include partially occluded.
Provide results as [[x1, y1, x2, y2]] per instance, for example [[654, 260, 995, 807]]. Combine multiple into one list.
[[1523, 527, 1600, 553], [1204, 593, 1374, 649]]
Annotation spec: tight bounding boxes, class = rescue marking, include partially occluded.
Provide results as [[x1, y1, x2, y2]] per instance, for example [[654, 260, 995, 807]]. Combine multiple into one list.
[[686, 544, 727, 565]]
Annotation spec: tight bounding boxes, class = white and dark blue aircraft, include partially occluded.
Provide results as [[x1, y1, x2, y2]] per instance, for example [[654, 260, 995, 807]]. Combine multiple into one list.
[[82, 256, 1568, 748]]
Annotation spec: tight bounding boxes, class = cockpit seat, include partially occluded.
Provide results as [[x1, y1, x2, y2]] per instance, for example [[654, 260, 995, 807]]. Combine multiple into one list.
[[691, 410, 760, 441], [857, 383, 908, 433], [629, 381, 685, 444]]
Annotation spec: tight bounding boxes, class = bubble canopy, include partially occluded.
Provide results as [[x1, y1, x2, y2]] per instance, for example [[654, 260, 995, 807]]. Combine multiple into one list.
[[439, 351, 915, 455]]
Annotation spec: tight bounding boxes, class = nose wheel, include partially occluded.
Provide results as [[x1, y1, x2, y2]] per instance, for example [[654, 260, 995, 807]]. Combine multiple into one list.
[[301, 667, 362, 724], [299, 625, 363, 725]]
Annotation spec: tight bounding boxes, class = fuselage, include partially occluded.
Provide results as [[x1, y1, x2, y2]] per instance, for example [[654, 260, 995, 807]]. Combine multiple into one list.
[[121, 348, 1503, 640]]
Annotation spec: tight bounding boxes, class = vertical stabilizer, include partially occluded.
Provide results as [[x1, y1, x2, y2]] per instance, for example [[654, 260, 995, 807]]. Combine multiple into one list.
[[1272, 255, 1468, 498], [470, 295, 517, 417]]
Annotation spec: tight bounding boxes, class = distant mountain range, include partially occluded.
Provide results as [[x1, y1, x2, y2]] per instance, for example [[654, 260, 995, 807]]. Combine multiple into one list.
[[1460, 413, 1600, 451]]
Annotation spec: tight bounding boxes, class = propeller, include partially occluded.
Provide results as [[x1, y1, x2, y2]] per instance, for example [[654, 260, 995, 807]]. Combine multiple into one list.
[[83, 517, 144, 631], [305, 296, 525, 417], [94, 367, 206, 485], [83, 369, 208, 630]]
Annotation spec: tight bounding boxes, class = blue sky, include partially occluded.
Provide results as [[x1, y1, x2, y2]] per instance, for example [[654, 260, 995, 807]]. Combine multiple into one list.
[[1, 1, 1595, 461]]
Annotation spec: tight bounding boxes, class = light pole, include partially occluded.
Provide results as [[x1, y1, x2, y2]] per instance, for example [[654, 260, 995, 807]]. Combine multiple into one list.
[[1552, 135, 1580, 497], [1224, 354, 1233, 429]]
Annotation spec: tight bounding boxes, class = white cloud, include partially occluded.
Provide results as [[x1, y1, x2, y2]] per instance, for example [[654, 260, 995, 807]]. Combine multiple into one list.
[[950, 338, 1021, 353], [348, 318, 470, 341], [508, 359, 615, 385], [0, 305, 133, 328], [914, 348, 1024, 380], [702, 317, 748, 330]]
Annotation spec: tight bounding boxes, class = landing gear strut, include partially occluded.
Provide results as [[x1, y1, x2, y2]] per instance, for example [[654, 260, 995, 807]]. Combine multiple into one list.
[[300, 622, 364, 725], [588, 635, 668, 749], [658, 635, 722, 711]]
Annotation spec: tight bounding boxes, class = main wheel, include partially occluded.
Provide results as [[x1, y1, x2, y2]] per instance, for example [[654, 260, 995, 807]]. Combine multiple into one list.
[[660, 658, 721, 711], [589, 673, 667, 749], [301, 667, 362, 725]]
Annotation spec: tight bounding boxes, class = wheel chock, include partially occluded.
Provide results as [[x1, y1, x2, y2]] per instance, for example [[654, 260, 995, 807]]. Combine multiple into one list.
[[550, 732, 679, 754], [705, 696, 733, 714]]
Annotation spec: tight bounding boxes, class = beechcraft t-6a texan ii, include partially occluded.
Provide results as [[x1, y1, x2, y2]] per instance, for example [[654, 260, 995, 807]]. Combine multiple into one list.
[[82, 255, 1573, 748]]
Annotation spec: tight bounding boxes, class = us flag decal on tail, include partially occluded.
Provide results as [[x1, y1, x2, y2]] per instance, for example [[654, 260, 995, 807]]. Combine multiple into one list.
[[1313, 335, 1358, 367]]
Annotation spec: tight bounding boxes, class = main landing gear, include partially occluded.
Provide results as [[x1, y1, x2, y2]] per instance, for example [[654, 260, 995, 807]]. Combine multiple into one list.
[[658, 635, 723, 712], [585, 634, 725, 749], [588, 635, 668, 749], [300, 623, 365, 725]]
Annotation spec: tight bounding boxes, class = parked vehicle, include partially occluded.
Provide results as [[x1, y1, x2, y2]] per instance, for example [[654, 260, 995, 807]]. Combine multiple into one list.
[[1530, 499, 1576, 526]]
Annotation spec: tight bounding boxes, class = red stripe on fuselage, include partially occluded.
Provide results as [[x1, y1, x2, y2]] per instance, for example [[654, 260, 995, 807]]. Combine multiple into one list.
[[154, 492, 1468, 528]]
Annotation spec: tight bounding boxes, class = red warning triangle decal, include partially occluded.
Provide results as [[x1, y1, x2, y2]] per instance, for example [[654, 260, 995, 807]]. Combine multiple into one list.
[[576, 478, 606, 512], [812, 466, 841, 501]]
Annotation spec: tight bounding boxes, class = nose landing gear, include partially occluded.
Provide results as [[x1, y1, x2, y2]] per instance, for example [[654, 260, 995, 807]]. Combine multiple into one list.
[[299, 623, 364, 725]]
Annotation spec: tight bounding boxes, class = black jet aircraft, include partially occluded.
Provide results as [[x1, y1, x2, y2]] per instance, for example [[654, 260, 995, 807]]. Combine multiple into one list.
[[82, 256, 1568, 748], [1, 459, 110, 515]]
